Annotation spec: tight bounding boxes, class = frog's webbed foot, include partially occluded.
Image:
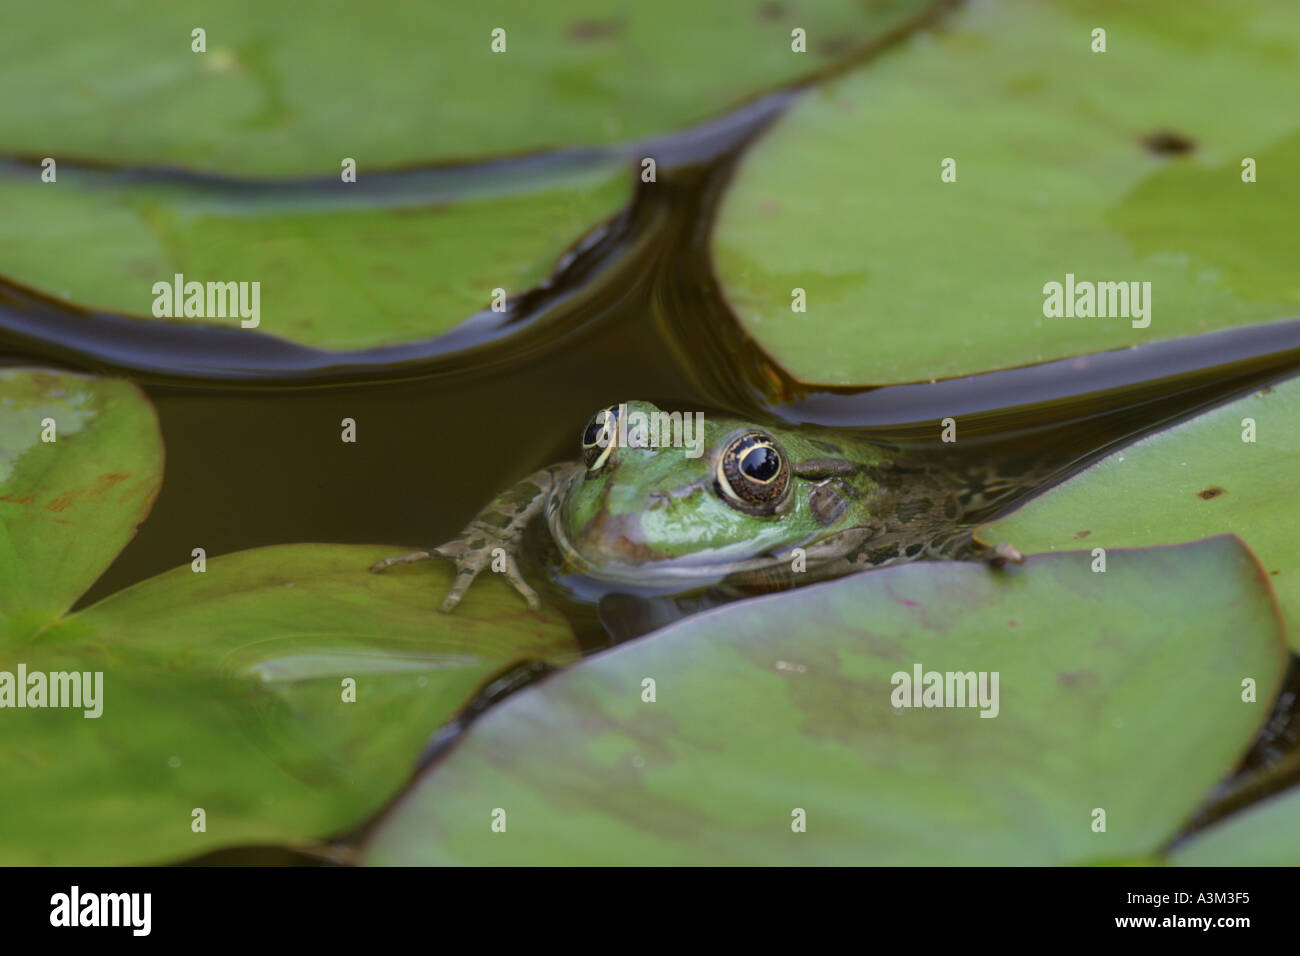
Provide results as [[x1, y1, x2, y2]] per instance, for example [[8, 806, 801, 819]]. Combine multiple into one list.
[[369, 463, 575, 613], [983, 541, 1025, 569], [426, 531, 540, 613], [370, 524, 541, 613]]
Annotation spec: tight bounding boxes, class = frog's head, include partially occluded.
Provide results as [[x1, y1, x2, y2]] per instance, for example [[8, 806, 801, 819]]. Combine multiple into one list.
[[546, 401, 887, 586]]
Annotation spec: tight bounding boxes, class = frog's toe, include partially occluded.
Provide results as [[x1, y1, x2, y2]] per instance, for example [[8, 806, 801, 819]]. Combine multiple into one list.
[[439, 568, 479, 613], [370, 550, 432, 573], [502, 556, 541, 611]]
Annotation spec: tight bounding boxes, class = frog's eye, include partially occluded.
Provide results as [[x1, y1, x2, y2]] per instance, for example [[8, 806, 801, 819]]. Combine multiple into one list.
[[581, 405, 619, 471], [715, 430, 791, 516]]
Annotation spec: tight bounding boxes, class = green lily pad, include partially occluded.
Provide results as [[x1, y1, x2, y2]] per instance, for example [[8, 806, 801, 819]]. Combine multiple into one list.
[[0, 161, 628, 348], [1171, 788, 1300, 866], [364, 537, 1284, 865], [976, 376, 1300, 651], [0, 368, 162, 630], [2, 0, 936, 175], [712, 0, 1300, 385], [0, 369, 579, 864]]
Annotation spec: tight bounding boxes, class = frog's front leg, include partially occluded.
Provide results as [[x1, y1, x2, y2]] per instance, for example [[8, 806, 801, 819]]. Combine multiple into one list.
[[370, 462, 579, 613]]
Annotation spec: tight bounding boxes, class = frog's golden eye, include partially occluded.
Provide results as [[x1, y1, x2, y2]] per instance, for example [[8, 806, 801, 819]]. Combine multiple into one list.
[[715, 430, 791, 515], [581, 405, 619, 471]]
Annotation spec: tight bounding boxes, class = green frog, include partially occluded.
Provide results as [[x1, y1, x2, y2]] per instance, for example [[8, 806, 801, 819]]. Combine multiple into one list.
[[370, 401, 1024, 611]]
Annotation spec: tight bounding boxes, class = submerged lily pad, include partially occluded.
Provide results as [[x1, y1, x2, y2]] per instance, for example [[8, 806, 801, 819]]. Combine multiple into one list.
[[0, 161, 628, 348], [2, 0, 936, 175], [364, 537, 1283, 865], [976, 376, 1300, 650], [1171, 788, 1300, 866], [712, 0, 1300, 385], [0, 370, 578, 864]]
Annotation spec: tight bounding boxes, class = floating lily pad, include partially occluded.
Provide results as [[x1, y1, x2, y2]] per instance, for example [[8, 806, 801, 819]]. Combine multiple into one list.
[[0, 368, 162, 630], [364, 537, 1283, 865], [712, 0, 1300, 385], [0, 161, 628, 348], [0, 369, 579, 864], [2, 0, 936, 175], [1171, 788, 1300, 866], [976, 376, 1300, 651]]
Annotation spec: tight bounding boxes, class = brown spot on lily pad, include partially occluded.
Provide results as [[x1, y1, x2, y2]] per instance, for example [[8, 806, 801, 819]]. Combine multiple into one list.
[[1141, 130, 1196, 155], [1059, 669, 1099, 689], [1198, 486, 1227, 500], [757, 2, 788, 21], [86, 471, 129, 502], [46, 489, 85, 512], [1074, 530, 1091, 539], [816, 37, 852, 56], [568, 19, 621, 41]]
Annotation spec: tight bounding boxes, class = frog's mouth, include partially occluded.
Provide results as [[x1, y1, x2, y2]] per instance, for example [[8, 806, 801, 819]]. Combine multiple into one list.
[[544, 475, 806, 588]]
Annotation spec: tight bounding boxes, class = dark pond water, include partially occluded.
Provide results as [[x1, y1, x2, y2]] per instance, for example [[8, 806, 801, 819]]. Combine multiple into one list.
[[3, 51, 1299, 861]]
